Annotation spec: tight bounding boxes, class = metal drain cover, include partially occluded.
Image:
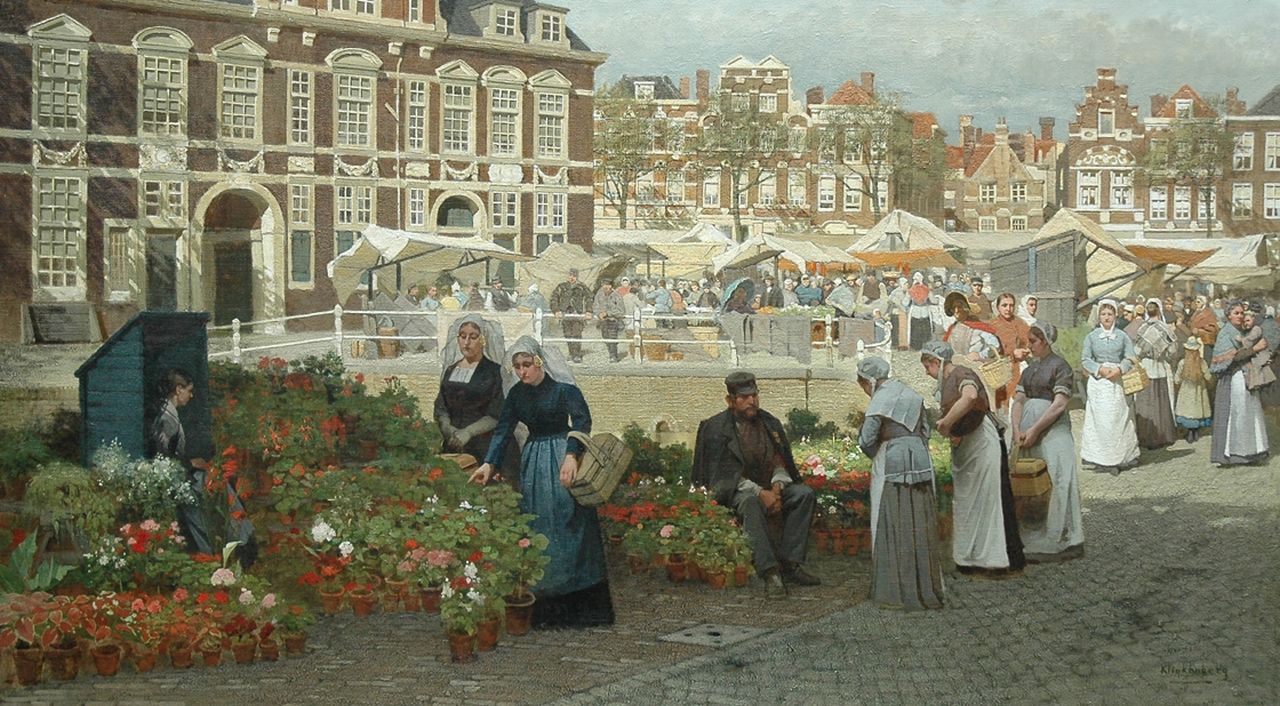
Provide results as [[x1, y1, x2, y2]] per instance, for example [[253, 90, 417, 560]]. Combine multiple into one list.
[[658, 623, 770, 648]]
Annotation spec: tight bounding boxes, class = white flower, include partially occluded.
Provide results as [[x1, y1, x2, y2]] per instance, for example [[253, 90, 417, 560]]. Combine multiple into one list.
[[98, 555, 111, 566], [466, 589, 484, 605], [339, 541, 354, 558], [463, 562, 478, 580], [458, 501, 473, 510], [426, 495, 439, 504], [462, 602, 473, 612], [113, 558, 127, 569], [311, 520, 336, 544], [478, 507, 488, 515], [441, 583, 455, 599]]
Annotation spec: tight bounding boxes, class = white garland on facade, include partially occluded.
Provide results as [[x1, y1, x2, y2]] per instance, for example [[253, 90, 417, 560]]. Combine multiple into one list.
[[443, 161, 477, 181], [535, 165, 566, 186], [217, 148, 265, 173], [33, 141, 86, 167], [334, 155, 379, 178]]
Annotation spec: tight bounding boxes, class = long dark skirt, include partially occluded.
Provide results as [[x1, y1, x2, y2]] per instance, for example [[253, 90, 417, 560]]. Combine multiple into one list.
[[997, 436, 1026, 571], [1133, 379, 1177, 449], [908, 316, 932, 350], [520, 436, 614, 628], [869, 481, 944, 611]]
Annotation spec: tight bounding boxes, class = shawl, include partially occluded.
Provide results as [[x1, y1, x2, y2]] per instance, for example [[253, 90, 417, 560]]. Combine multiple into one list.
[[864, 378, 924, 434]]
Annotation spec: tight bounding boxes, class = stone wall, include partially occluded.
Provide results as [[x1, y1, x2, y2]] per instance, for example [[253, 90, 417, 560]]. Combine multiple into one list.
[[0, 386, 78, 431]]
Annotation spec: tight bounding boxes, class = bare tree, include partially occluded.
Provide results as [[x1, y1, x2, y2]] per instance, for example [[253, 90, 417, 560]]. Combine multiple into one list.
[[593, 87, 684, 229], [689, 92, 792, 241]]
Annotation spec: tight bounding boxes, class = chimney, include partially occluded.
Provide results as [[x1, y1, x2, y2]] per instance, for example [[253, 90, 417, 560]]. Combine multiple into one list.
[[679, 76, 691, 100], [1097, 67, 1117, 85], [860, 71, 875, 96], [1226, 87, 1245, 115], [695, 69, 710, 104], [1039, 117, 1055, 141], [994, 119, 1009, 145], [806, 85, 825, 108], [1150, 94, 1168, 116], [959, 114, 974, 149]]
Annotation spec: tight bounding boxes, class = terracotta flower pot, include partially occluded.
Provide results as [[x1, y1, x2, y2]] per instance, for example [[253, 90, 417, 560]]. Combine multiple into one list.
[[319, 586, 345, 616], [131, 647, 158, 673], [446, 630, 475, 664], [421, 586, 443, 614], [706, 571, 728, 589], [349, 587, 378, 617], [283, 632, 307, 656], [169, 641, 194, 669], [200, 644, 223, 667], [91, 643, 123, 677], [626, 554, 650, 575], [844, 529, 861, 556], [734, 564, 751, 587], [231, 638, 257, 664], [652, 554, 668, 568], [259, 639, 280, 662], [689, 561, 705, 582], [665, 558, 688, 583], [475, 617, 500, 652], [13, 646, 42, 686], [831, 533, 845, 554], [45, 643, 80, 680], [504, 594, 536, 637], [402, 591, 422, 612], [608, 534, 624, 547]]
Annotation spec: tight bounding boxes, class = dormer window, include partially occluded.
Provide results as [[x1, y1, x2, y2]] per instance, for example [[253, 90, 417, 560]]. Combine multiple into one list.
[[634, 82, 654, 100], [496, 8, 518, 36], [1175, 99, 1193, 118], [541, 13, 563, 42]]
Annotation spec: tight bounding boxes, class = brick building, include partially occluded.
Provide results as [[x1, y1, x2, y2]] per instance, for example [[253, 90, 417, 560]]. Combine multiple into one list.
[[1223, 84, 1280, 236], [1063, 68, 1145, 230], [944, 117, 1058, 233], [0, 0, 604, 342]]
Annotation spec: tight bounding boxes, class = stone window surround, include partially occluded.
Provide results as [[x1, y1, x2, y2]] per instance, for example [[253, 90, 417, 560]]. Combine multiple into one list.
[[29, 15, 91, 139], [32, 171, 88, 299], [213, 36, 269, 145], [133, 27, 193, 139]]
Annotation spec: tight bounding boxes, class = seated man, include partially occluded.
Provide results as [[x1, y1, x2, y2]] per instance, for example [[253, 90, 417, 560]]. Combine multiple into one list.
[[692, 372, 819, 596]]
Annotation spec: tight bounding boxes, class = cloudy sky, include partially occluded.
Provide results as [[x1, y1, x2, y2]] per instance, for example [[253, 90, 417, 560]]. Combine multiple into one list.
[[568, 0, 1280, 139]]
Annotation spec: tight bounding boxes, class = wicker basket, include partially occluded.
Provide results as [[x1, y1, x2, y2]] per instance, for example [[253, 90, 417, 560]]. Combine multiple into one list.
[[1121, 359, 1149, 395], [566, 432, 632, 507], [978, 356, 1013, 392]]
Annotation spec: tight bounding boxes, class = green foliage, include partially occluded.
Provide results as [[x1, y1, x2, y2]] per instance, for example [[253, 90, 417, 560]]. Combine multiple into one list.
[[784, 408, 840, 441], [0, 533, 72, 593], [0, 426, 51, 483], [24, 461, 118, 546], [1052, 323, 1093, 382], [38, 408, 81, 462], [620, 423, 692, 485]]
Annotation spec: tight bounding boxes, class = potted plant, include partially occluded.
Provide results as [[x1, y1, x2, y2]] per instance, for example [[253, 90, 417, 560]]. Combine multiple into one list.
[[503, 534, 549, 636], [439, 578, 485, 664], [0, 426, 50, 500], [621, 525, 656, 575], [0, 593, 50, 685], [23, 461, 119, 554], [414, 549, 457, 614], [224, 614, 258, 664], [276, 604, 314, 656]]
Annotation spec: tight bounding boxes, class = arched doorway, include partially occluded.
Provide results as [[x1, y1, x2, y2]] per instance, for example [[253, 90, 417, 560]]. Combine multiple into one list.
[[203, 191, 261, 326]]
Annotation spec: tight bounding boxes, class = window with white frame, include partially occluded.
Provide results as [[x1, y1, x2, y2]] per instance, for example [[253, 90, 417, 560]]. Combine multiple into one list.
[[633, 82, 654, 100], [788, 170, 806, 204], [1175, 99, 1193, 118], [1149, 187, 1168, 221], [1234, 132, 1254, 171], [1010, 181, 1027, 203], [1010, 216, 1028, 231], [142, 180, 184, 219], [665, 169, 685, 204], [289, 70, 312, 145], [1265, 183, 1280, 218], [1077, 170, 1099, 207], [702, 171, 720, 207], [35, 45, 86, 133], [978, 216, 997, 232], [636, 172, 654, 202], [334, 183, 374, 254], [1197, 186, 1216, 221], [290, 229, 313, 284], [489, 87, 519, 158], [1111, 171, 1133, 208], [874, 178, 888, 212], [330, 0, 375, 15], [443, 83, 474, 154], [541, 12, 563, 42], [402, 79, 427, 152], [1232, 182, 1253, 217], [843, 175, 862, 211], [1098, 109, 1115, 137], [1173, 185, 1191, 220], [842, 129, 861, 164], [537, 92, 566, 159], [759, 171, 776, 206], [220, 63, 260, 140], [408, 0, 422, 22], [290, 183, 312, 227], [139, 54, 185, 136], [788, 127, 806, 152], [35, 175, 83, 289], [980, 183, 997, 203], [490, 191, 518, 229], [730, 93, 749, 112], [535, 192, 566, 229], [495, 8, 518, 36], [758, 94, 777, 113], [336, 73, 374, 148], [407, 186, 427, 228], [1266, 133, 1280, 170], [104, 226, 132, 299], [818, 176, 836, 212]]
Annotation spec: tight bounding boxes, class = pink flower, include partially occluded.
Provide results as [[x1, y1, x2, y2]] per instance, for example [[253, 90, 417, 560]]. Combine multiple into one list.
[[518, 538, 532, 548], [396, 560, 416, 575], [140, 519, 160, 532], [170, 521, 181, 533], [261, 593, 277, 610], [659, 524, 675, 538], [409, 548, 429, 562], [172, 588, 189, 603], [425, 550, 455, 568], [804, 454, 822, 468], [238, 589, 255, 606], [131, 598, 145, 612], [211, 568, 237, 586]]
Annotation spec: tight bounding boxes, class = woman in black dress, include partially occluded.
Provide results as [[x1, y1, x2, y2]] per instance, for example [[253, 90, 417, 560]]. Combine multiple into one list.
[[433, 315, 516, 477]]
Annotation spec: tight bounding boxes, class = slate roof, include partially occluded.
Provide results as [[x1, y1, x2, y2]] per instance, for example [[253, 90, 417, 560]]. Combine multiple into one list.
[[617, 75, 684, 100], [1247, 85, 1280, 116], [443, 1, 593, 51]]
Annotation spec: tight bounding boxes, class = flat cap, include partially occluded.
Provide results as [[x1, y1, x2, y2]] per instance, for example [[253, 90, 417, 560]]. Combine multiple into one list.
[[725, 371, 758, 396]]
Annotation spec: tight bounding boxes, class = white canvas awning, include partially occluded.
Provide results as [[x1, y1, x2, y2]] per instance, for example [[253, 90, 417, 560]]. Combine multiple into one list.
[[847, 210, 963, 253], [713, 234, 857, 273], [326, 225, 533, 301], [516, 242, 629, 296], [1120, 234, 1276, 288]]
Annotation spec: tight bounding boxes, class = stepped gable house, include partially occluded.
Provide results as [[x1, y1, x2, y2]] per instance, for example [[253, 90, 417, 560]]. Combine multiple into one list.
[[1064, 68, 1145, 229], [0, 0, 605, 342]]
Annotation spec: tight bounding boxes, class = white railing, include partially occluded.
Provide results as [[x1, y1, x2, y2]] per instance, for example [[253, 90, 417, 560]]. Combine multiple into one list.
[[208, 305, 890, 369]]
